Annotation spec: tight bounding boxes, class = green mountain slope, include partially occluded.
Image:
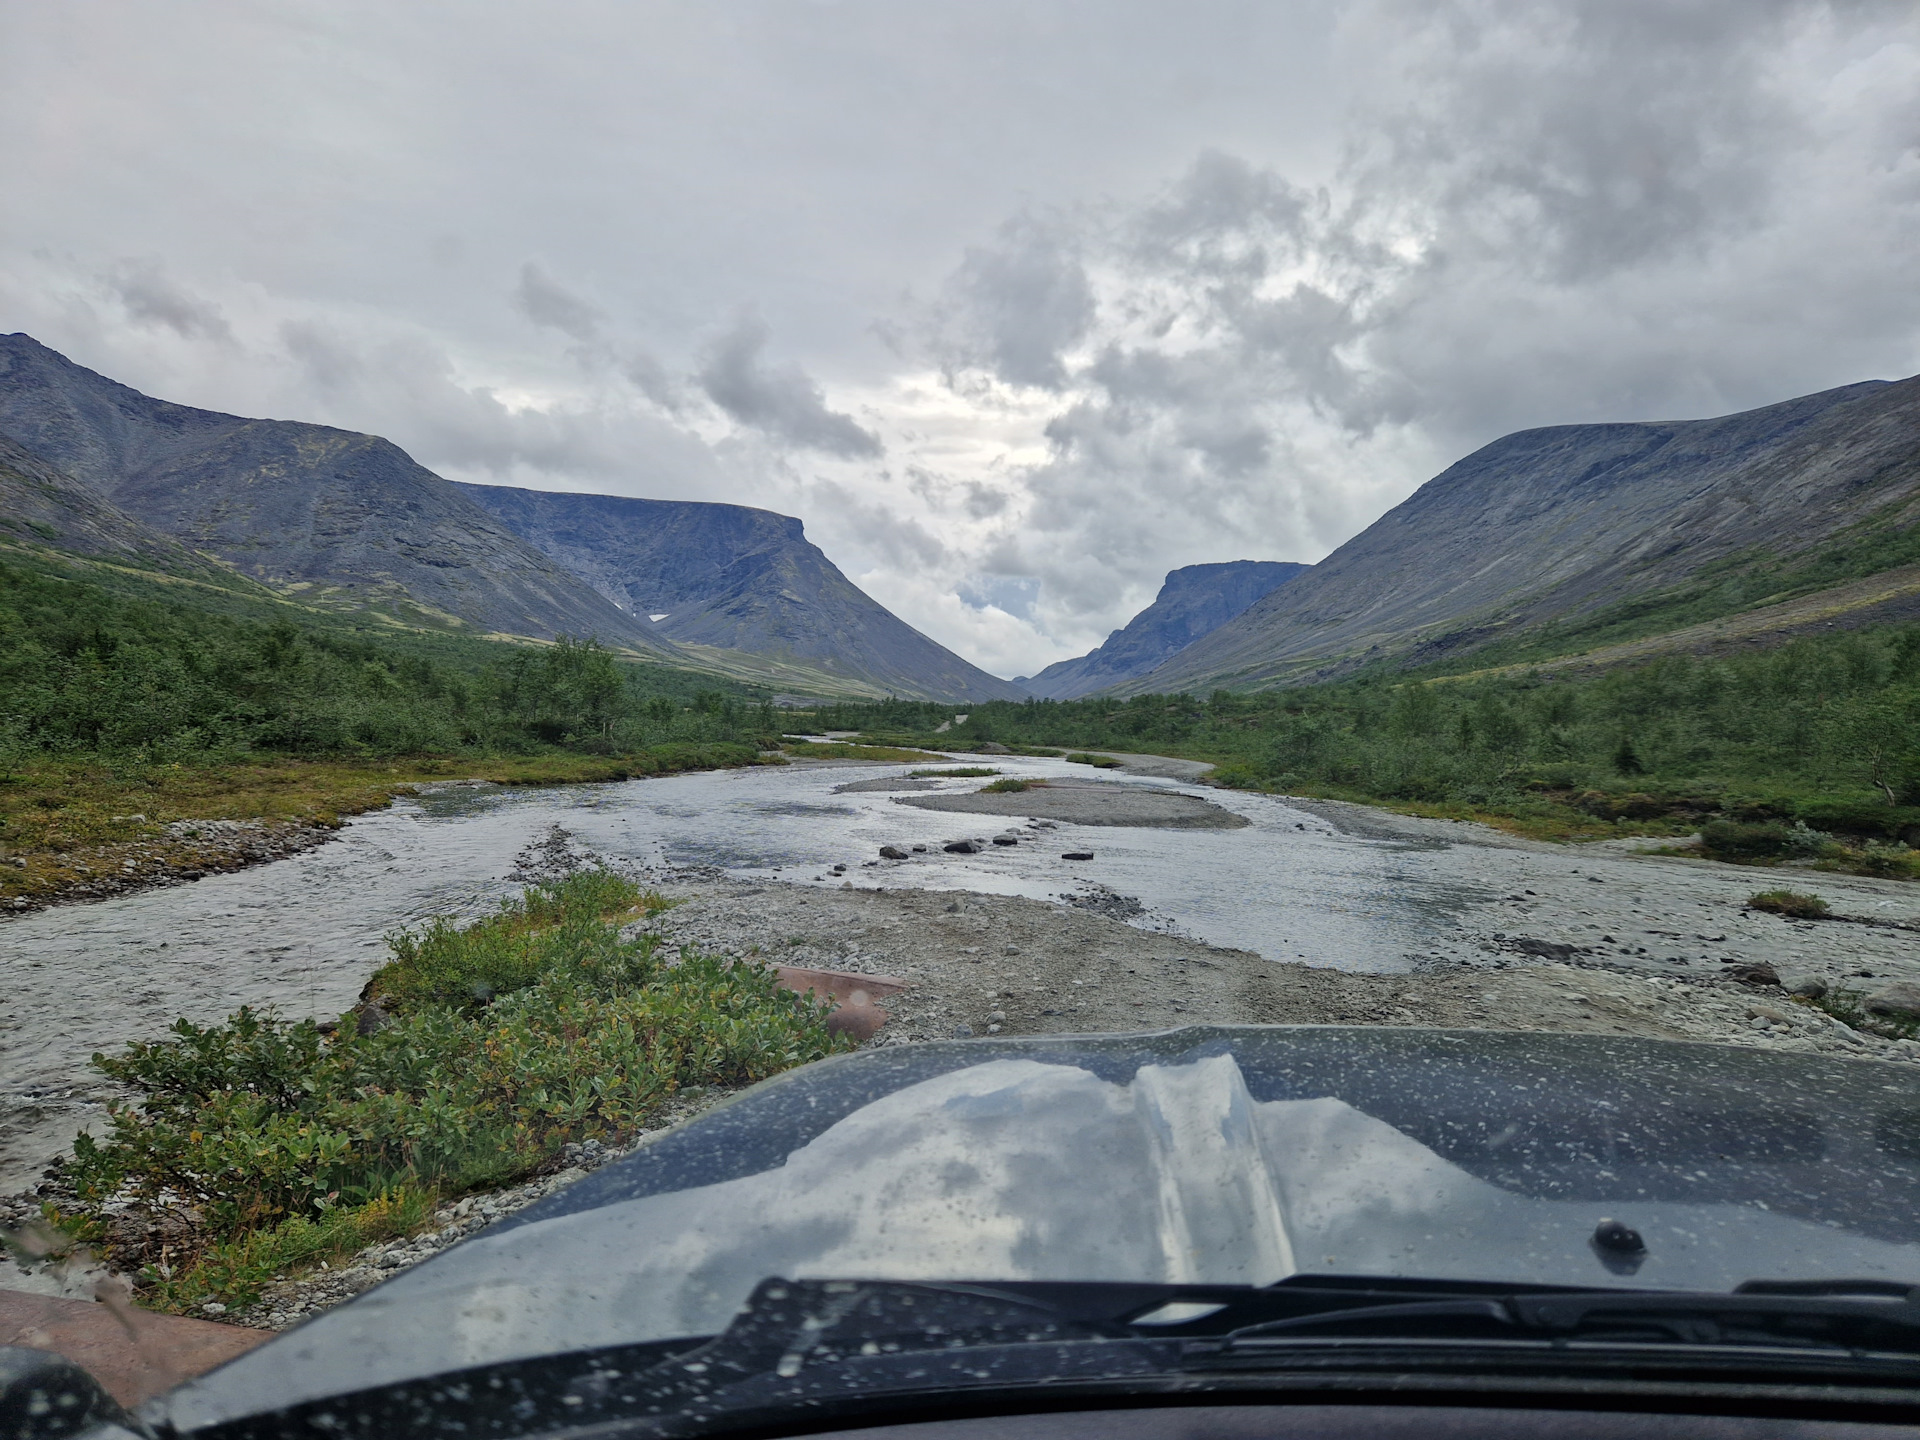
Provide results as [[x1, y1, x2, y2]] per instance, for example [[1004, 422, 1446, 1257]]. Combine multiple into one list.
[[1131, 374, 1920, 692]]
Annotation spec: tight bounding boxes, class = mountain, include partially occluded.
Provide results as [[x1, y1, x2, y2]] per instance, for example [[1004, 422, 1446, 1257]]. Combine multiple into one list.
[[457, 483, 1028, 701], [0, 334, 678, 655], [1128, 375, 1920, 693], [1016, 560, 1307, 700], [0, 430, 251, 587]]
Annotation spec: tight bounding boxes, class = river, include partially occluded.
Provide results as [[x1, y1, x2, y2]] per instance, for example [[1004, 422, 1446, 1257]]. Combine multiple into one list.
[[7, 752, 1919, 1191]]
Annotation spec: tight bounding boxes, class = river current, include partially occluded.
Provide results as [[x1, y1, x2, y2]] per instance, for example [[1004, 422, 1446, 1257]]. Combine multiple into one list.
[[2, 754, 1505, 1190]]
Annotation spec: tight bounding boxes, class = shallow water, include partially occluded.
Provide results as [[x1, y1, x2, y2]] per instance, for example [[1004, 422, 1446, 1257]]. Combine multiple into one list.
[[1, 756, 1504, 1186]]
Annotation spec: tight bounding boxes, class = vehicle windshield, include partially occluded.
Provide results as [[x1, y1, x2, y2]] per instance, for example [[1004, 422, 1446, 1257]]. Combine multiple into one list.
[[5, 3, 1920, 1436], [159, 1028, 1920, 1430]]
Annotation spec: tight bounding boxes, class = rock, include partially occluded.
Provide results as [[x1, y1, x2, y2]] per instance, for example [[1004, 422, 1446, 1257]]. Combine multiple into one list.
[[1062, 851, 1095, 861], [878, 845, 909, 859], [1864, 981, 1920, 1019], [976, 742, 1011, 754], [1506, 937, 1579, 961], [991, 834, 1019, 846], [989, 1010, 1007, 1023], [952, 1023, 974, 1037], [1726, 961, 1782, 988], [1788, 976, 1829, 1000], [911, 845, 927, 853], [944, 840, 983, 854]]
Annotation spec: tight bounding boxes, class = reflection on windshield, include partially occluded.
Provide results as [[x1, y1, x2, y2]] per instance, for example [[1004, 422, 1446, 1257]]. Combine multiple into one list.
[[170, 1041, 1920, 1429]]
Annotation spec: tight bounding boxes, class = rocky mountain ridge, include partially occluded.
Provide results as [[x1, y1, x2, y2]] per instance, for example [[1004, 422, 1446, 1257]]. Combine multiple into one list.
[[458, 484, 1026, 701], [1016, 560, 1307, 700], [0, 334, 679, 654], [1130, 374, 1920, 692], [0, 430, 249, 588]]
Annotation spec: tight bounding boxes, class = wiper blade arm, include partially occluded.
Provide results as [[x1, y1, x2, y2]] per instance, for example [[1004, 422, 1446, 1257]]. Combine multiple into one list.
[[1209, 1284, 1920, 1354]]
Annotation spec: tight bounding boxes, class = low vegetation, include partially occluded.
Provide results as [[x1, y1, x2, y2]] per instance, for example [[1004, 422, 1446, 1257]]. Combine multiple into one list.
[[811, 624, 1920, 873], [0, 560, 808, 896], [980, 777, 1035, 793], [909, 766, 999, 778], [59, 870, 852, 1313], [1746, 889, 1831, 920], [778, 741, 946, 763]]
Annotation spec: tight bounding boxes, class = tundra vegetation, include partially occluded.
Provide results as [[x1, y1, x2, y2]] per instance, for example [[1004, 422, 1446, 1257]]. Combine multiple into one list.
[[53, 871, 850, 1314], [816, 623, 1920, 877], [0, 559, 790, 899]]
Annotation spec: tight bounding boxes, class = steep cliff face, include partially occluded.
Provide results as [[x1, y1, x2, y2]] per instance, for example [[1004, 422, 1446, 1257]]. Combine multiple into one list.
[[0, 430, 249, 586], [0, 335, 678, 652], [1131, 375, 1920, 692], [1017, 561, 1307, 699], [457, 483, 1029, 701]]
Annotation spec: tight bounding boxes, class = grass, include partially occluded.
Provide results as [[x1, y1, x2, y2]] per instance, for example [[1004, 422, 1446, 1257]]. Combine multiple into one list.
[[909, 766, 999, 778], [1747, 889, 1831, 919], [60, 869, 853, 1314], [0, 744, 772, 906], [1809, 987, 1920, 1043], [980, 777, 1038, 793], [780, 741, 948, 762], [1064, 752, 1123, 768]]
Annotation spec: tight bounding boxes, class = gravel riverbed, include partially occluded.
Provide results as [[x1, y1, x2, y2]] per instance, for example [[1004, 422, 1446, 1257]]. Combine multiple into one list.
[[5, 764, 1918, 1330]]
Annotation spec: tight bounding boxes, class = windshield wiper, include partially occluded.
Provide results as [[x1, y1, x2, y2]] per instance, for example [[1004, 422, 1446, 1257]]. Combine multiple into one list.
[[189, 1277, 1920, 1440], [1203, 1281, 1920, 1357]]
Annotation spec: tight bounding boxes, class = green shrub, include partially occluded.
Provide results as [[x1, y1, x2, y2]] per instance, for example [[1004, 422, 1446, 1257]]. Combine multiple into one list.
[[68, 876, 851, 1310], [1065, 752, 1122, 768], [909, 767, 999, 778], [1747, 889, 1830, 919], [980, 777, 1033, 793], [365, 869, 668, 1013], [1702, 819, 1791, 859]]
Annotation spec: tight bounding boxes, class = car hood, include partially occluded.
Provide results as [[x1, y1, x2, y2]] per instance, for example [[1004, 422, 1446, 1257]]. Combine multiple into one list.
[[161, 1026, 1920, 1429]]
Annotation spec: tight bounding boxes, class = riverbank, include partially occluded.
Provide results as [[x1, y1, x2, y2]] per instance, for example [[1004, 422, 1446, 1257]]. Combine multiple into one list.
[[0, 746, 771, 915], [636, 873, 1920, 1063], [7, 759, 1918, 1338]]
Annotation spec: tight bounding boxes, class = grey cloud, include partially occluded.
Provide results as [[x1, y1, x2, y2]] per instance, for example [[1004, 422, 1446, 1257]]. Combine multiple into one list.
[[512, 262, 604, 341], [104, 259, 231, 341], [959, 574, 1040, 620], [276, 318, 727, 494], [923, 0, 1920, 652], [621, 349, 677, 410], [944, 215, 1094, 390], [698, 315, 882, 458], [806, 479, 947, 569]]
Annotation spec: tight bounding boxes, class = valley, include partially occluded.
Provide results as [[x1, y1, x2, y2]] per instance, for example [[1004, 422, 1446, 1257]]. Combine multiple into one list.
[[6, 337, 1920, 1328]]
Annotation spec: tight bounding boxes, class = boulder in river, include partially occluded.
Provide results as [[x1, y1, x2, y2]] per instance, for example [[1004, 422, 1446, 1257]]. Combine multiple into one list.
[[878, 845, 909, 859], [1726, 961, 1782, 988], [1062, 851, 1094, 861], [1864, 981, 1920, 1018], [944, 839, 983, 854], [991, 834, 1019, 846]]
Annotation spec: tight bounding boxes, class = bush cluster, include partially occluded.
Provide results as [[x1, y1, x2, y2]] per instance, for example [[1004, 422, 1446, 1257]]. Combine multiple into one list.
[[823, 626, 1920, 849], [0, 562, 775, 765], [66, 871, 850, 1310]]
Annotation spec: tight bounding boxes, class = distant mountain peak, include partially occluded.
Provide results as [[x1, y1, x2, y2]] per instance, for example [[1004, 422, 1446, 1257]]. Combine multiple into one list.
[[457, 483, 1028, 702], [1128, 374, 1920, 693], [1018, 559, 1307, 700], [0, 333, 678, 655]]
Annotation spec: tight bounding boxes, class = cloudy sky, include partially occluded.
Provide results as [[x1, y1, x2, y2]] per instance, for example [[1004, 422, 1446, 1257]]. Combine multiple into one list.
[[3, 1, 1917, 677]]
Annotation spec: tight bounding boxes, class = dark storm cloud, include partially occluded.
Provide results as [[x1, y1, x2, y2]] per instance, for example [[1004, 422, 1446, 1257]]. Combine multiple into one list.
[[942, 216, 1095, 390], [698, 315, 883, 458], [512, 263, 604, 342], [103, 259, 232, 342]]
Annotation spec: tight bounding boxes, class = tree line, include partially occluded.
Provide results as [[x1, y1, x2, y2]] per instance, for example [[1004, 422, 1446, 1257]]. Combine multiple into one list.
[[0, 562, 774, 765]]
